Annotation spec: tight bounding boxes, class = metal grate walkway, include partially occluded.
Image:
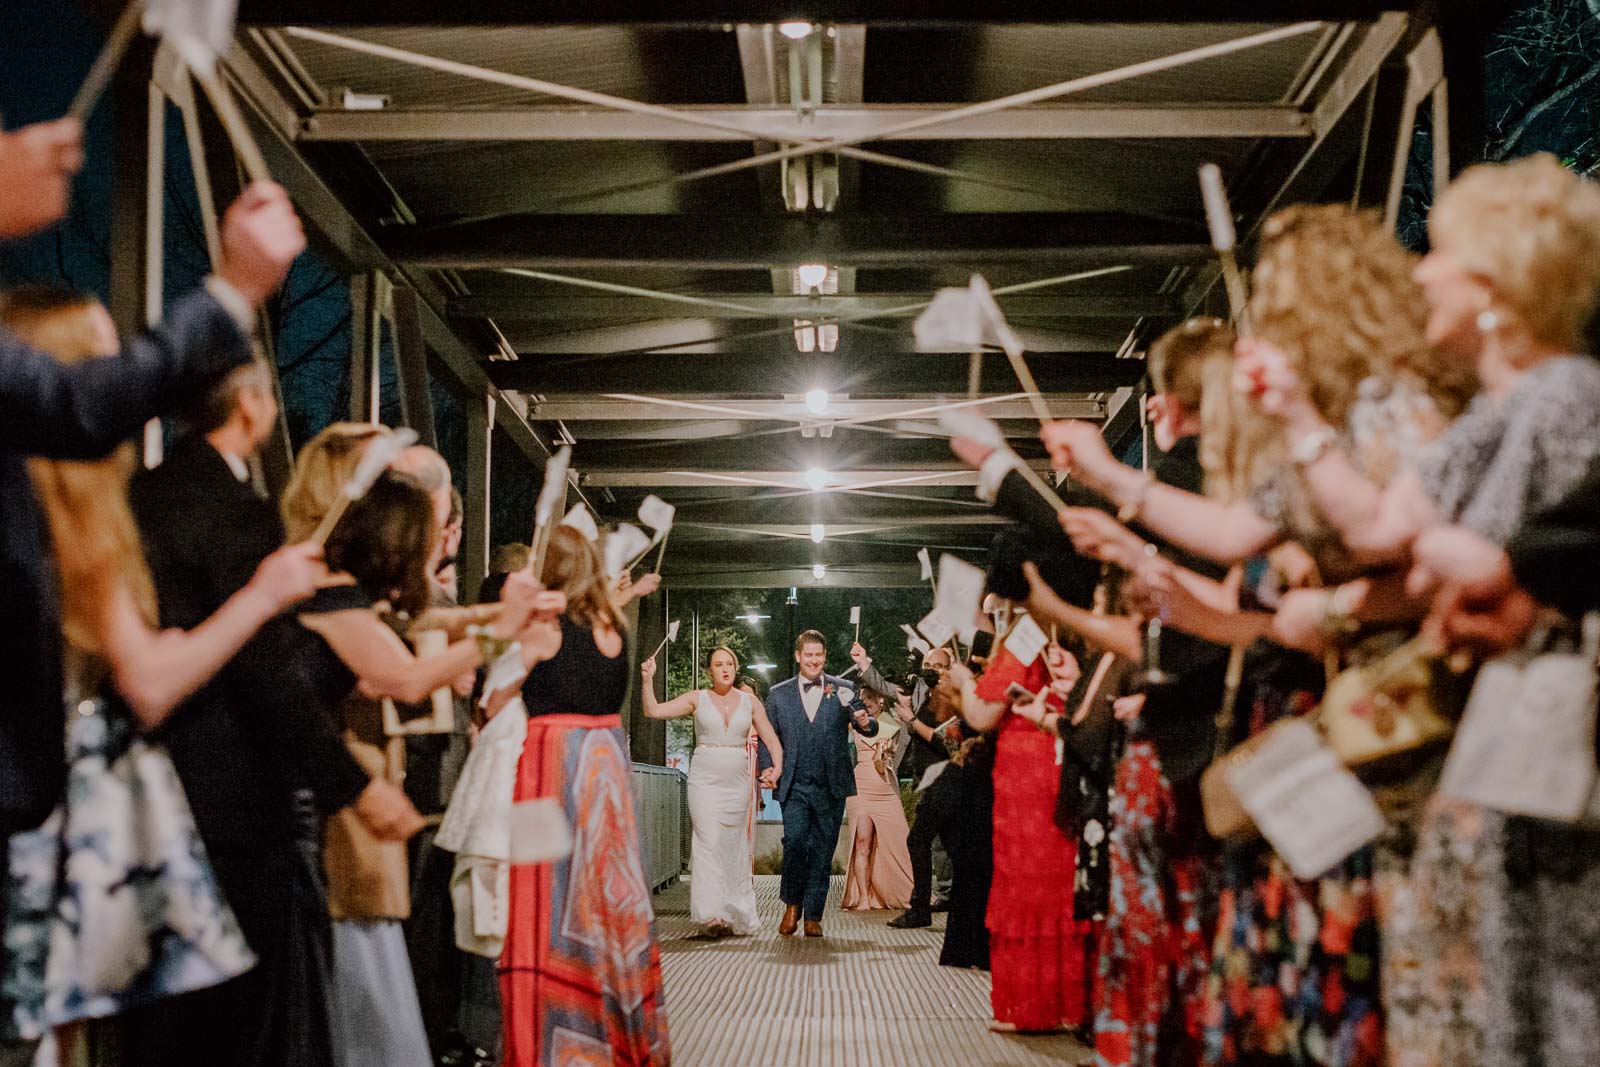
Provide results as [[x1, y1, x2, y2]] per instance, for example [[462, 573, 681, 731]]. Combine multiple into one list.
[[654, 875, 1090, 1066]]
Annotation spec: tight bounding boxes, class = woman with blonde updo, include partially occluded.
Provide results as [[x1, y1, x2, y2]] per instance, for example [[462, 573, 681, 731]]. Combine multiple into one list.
[[1236, 154, 1600, 1067]]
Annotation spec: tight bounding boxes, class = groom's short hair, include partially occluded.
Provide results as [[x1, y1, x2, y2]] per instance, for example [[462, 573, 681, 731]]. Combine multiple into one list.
[[794, 629, 827, 653]]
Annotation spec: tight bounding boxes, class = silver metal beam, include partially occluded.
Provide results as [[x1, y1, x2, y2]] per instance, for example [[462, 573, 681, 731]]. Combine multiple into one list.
[[580, 469, 988, 489], [452, 292, 1173, 321], [663, 564, 925, 590], [298, 103, 1310, 143], [529, 396, 1104, 422], [223, 42, 587, 503]]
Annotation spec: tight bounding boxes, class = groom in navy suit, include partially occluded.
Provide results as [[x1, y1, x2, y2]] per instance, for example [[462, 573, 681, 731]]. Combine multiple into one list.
[[758, 630, 878, 937]]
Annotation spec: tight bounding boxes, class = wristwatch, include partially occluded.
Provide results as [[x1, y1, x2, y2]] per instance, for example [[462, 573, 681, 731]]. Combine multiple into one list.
[[1290, 426, 1338, 467]]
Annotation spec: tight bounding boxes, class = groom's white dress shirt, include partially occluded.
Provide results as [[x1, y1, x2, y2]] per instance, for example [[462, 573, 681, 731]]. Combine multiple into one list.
[[801, 677, 824, 722]]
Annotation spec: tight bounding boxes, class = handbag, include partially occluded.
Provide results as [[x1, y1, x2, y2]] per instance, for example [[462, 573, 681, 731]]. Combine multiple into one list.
[[2, 698, 255, 1040], [1437, 614, 1600, 822], [1317, 632, 1456, 775]]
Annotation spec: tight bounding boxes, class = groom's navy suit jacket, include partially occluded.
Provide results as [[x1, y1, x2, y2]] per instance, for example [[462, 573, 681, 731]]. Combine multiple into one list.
[[759, 674, 877, 804]]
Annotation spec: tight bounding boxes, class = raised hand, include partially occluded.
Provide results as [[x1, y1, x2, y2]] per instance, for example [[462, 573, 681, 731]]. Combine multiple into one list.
[[0, 118, 83, 238], [1233, 337, 1312, 422], [218, 182, 306, 306], [1113, 694, 1146, 723], [849, 641, 870, 668], [250, 541, 327, 611], [1040, 420, 1116, 486], [629, 572, 662, 600], [1043, 644, 1081, 694], [950, 435, 998, 471], [893, 691, 915, 723], [1058, 506, 1146, 568], [640, 656, 658, 682]]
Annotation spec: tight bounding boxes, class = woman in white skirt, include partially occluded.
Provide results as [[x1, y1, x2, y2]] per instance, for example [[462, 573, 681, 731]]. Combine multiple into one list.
[[642, 648, 783, 937]]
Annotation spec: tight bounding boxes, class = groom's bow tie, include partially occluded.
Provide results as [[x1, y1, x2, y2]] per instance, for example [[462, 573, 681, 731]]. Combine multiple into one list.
[[802, 680, 824, 693]]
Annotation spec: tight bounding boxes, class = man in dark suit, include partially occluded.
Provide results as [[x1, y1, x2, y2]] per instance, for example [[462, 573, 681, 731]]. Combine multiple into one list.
[[758, 630, 878, 938], [0, 114, 308, 839], [124, 357, 421, 1067]]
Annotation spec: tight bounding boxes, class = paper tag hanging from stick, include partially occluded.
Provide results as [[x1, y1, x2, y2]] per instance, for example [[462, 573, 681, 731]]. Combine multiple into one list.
[[506, 799, 574, 865], [934, 555, 986, 638], [915, 611, 955, 652], [1003, 614, 1049, 668]]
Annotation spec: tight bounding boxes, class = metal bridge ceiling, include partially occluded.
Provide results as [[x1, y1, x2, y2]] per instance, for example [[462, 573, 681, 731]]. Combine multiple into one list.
[[227, 4, 1415, 587]]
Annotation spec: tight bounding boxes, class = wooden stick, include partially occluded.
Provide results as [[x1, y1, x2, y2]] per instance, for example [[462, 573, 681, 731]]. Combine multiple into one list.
[[651, 528, 671, 576], [310, 493, 354, 547], [69, 1, 144, 122], [966, 352, 982, 398], [188, 62, 270, 183], [1002, 346, 1054, 426]]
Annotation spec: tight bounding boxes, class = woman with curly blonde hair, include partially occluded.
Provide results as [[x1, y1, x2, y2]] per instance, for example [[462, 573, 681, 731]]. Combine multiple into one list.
[[1046, 203, 1459, 587], [1236, 153, 1600, 1067]]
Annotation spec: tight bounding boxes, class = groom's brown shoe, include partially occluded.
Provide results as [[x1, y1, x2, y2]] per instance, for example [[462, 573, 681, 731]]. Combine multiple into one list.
[[804, 920, 824, 938], [779, 905, 800, 937]]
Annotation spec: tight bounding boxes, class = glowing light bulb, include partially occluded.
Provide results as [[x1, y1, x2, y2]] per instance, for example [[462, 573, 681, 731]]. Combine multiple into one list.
[[812, 563, 827, 581], [804, 467, 830, 491], [796, 263, 829, 289], [810, 523, 826, 544], [804, 388, 830, 415], [778, 21, 813, 40]]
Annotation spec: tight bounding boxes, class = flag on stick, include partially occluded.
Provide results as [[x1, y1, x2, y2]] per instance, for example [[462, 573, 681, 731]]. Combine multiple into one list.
[[527, 445, 572, 578], [310, 428, 418, 546], [647, 619, 681, 661], [915, 274, 1050, 425], [1198, 163, 1250, 330], [560, 503, 599, 542], [850, 605, 861, 643], [638, 495, 676, 575], [605, 524, 652, 579]]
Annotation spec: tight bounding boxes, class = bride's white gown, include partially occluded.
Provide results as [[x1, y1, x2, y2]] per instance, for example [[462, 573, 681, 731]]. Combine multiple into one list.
[[686, 690, 761, 934]]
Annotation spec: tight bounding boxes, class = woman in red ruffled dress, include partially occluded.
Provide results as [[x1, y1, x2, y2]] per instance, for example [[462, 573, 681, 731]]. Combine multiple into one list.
[[952, 636, 1094, 1033]]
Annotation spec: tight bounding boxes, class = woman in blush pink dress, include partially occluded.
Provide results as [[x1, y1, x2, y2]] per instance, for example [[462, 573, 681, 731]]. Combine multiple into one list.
[[841, 689, 915, 911]]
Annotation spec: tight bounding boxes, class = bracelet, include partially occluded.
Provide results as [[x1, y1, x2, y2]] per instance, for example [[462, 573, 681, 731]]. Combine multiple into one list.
[[1319, 586, 1362, 638], [468, 624, 514, 664], [1116, 471, 1154, 524], [1290, 425, 1338, 468]]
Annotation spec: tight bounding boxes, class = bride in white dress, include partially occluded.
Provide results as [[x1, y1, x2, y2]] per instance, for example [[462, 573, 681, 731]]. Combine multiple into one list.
[[641, 647, 783, 937]]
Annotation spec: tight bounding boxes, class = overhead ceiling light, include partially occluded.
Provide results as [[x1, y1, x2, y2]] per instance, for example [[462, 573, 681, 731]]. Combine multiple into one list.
[[803, 467, 830, 492], [749, 661, 776, 672], [796, 263, 829, 289], [804, 388, 830, 415], [810, 523, 826, 544], [812, 563, 827, 581], [738, 612, 771, 625], [778, 21, 813, 40]]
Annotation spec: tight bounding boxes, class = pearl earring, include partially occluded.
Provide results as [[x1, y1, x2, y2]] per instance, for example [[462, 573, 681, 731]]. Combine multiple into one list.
[[1477, 308, 1500, 332]]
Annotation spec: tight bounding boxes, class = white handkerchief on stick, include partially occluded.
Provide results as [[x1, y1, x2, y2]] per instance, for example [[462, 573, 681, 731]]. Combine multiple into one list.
[[849, 606, 861, 625], [560, 504, 599, 542], [1226, 720, 1386, 880], [604, 524, 652, 577], [917, 548, 934, 582], [916, 611, 954, 651], [901, 624, 932, 656], [637, 495, 676, 534], [935, 554, 986, 636], [1438, 645, 1600, 822], [1003, 614, 1049, 667], [506, 799, 573, 865], [916, 761, 951, 793]]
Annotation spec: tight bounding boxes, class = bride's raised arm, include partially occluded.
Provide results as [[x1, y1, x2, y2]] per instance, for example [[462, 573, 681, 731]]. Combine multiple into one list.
[[639, 656, 699, 719]]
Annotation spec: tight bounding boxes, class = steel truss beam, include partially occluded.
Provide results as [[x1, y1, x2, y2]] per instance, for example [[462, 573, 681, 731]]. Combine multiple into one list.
[[386, 213, 1208, 271], [580, 469, 987, 488], [239, 1, 1407, 26], [526, 396, 1103, 422], [452, 293, 1173, 322], [490, 351, 1145, 396], [299, 104, 1311, 143]]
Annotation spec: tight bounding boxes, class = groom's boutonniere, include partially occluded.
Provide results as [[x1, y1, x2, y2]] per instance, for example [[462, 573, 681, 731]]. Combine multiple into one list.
[[823, 683, 836, 700]]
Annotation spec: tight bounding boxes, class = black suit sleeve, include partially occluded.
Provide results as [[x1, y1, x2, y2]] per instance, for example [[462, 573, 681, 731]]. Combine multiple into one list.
[[757, 691, 777, 773], [0, 290, 249, 458], [189, 489, 369, 814], [1506, 457, 1600, 616]]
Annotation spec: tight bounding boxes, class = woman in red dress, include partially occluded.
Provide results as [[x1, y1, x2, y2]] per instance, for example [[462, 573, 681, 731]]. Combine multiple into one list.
[[953, 635, 1094, 1033]]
